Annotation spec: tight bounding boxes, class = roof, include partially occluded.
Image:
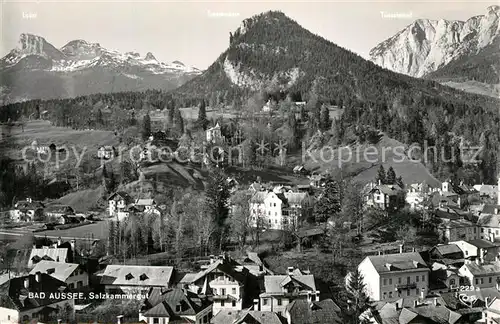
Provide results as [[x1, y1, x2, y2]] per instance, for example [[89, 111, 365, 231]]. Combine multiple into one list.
[[297, 227, 325, 238], [482, 205, 500, 215], [135, 199, 155, 206], [364, 252, 429, 274], [142, 288, 211, 318], [29, 261, 80, 282], [261, 274, 316, 296], [15, 200, 45, 210], [28, 248, 69, 267], [250, 191, 268, 203], [101, 265, 174, 287], [463, 262, 500, 276], [108, 191, 134, 203], [182, 259, 246, 285], [44, 205, 74, 214], [212, 310, 282, 324], [285, 299, 342, 324], [477, 214, 500, 227], [467, 239, 497, 249], [370, 184, 403, 196], [0, 273, 67, 311], [474, 185, 498, 194], [399, 305, 462, 324], [284, 192, 309, 204], [431, 244, 463, 256]]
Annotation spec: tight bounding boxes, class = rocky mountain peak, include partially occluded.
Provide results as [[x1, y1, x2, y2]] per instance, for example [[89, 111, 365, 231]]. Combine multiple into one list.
[[145, 52, 156, 61], [369, 6, 500, 78]]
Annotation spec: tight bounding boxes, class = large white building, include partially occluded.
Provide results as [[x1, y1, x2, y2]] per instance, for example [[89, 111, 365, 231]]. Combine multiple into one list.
[[29, 260, 88, 290], [357, 252, 430, 302], [249, 189, 311, 230]]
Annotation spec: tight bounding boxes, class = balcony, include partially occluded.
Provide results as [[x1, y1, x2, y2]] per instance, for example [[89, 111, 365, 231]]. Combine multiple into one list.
[[395, 283, 417, 290]]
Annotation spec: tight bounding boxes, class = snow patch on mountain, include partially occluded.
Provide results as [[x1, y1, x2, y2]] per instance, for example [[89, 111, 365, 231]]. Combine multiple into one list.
[[369, 6, 500, 77]]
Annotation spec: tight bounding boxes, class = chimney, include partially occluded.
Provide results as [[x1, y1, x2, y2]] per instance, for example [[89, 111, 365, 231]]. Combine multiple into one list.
[[486, 297, 490, 307], [57, 237, 62, 246], [399, 244, 403, 254], [209, 255, 215, 264], [412, 247, 416, 252], [433, 297, 438, 306], [378, 179, 381, 186], [27, 197, 32, 203], [253, 299, 259, 311], [24, 277, 29, 289], [413, 300, 418, 308], [117, 315, 123, 324], [496, 280, 500, 291], [287, 267, 294, 275], [378, 251, 381, 256], [32, 244, 36, 249], [70, 239, 75, 251], [35, 271, 41, 282]]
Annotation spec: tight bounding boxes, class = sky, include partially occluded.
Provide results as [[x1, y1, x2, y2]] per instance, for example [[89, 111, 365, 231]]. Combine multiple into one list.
[[1, 0, 497, 70]]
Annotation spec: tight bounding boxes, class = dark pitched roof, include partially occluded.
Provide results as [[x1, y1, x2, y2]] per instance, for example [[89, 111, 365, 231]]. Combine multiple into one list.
[[285, 299, 342, 324], [431, 244, 463, 257], [142, 288, 211, 318], [467, 239, 497, 249], [0, 273, 67, 311], [108, 191, 133, 203]]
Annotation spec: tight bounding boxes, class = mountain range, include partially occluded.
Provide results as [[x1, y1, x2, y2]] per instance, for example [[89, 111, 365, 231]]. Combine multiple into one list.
[[0, 33, 201, 104], [173, 10, 498, 110], [369, 5, 500, 97]]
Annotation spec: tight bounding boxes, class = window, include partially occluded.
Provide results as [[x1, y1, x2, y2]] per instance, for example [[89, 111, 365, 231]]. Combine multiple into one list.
[[274, 203, 276, 207], [490, 277, 493, 283], [221, 301, 225, 307], [277, 298, 282, 306], [407, 277, 410, 284], [275, 212, 277, 216], [476, 279, 479, 285], [450, 279, 456, 285], [383, 278, 387, 285], [474, 228, 477, 233], [416, 276, 419, 282], [232, 288, 236, 294], [406, 289, 410, 296], [398, 277, 401, 284], [482, 228, 485, 233], [221, 288, 226, 295], [153, 318, 159, 324], [213, 288, 217, 294], [278, 311, 282, 316], [466, 251, 469, 256], [389, 278, 392, 285], [481, 278, 484, 284], [389, 292, 392, 298], [77, 281, 83, 288], [311, 294, 316, 301], [232, 301, 236, 307], [383, 292, 387, 299], [422, 275, 425, 282], [263, 299, 268, 306]]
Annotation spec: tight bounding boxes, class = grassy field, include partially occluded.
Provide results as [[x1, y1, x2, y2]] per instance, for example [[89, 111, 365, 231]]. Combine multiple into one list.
[[442, 80, 500, 98], [51, 187, 104, 213], [301, 135, 441, 187], [149, 107, 236, 122], [1, 120, 117, 158], [41, 220, 110, 240]]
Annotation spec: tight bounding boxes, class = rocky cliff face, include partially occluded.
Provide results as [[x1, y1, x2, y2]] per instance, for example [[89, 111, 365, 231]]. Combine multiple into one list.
[[369, 5, 500, 78]]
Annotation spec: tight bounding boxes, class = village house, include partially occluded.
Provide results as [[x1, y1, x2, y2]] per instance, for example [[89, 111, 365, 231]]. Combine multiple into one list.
[[139, 288, 212, 324], [284, 299, 342, 324], [458, 260, 500, 289], [212, 310, 283, 324], [11, 198, 44, 222], [474, 184, 498, 200], [28, 246, 72, 268], [249, 189, 311, 230], [108, 191, 134, 220], [134, 199, 157, 213], [357, 251, 430, 301], [180, 254, 248, 313], [438, 218, 478, 242], [429, 244, 464, 262], [101, 265, 174, 294], [428, 262, 462, 292], [206, 122, 223, 143], [259, 267, 319, 316], [29, 260, 88, 290], [97, 146, 116, 159], [480, 297, 500, 324], [0, 272, 74, 323], [365, 183, 404, 211], [477, 214, 500, 240], [451, 238, 500, 262]]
